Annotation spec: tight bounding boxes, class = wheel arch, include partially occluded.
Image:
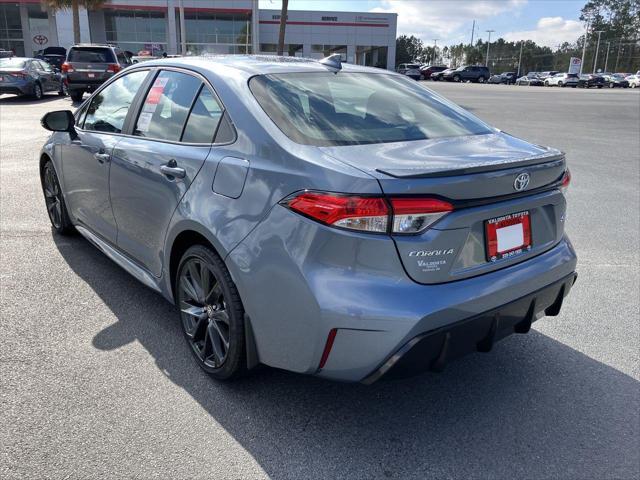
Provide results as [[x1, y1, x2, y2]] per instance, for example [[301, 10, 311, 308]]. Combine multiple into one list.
[[166, 225, 259, 369]]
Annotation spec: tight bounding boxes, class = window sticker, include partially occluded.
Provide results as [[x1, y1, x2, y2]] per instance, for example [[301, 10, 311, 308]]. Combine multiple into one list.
[[137, 111, 153, 132], [138, 77, 169, 130], [146, 76, 168, 105]]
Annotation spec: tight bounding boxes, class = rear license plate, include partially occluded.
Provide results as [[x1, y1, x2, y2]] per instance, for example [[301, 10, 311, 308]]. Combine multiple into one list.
[[485, 211, 532, 262], [87, 73, 95, 78]]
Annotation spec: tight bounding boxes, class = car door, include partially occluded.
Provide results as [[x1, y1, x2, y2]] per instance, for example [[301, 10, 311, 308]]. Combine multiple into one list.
[[36, 60, 57, 91], [109, 68, 230, 276], [61, 69, 150, 243]]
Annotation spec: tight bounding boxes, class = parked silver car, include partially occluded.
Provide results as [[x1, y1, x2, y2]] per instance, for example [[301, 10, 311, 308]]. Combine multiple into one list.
[[39, 55, 577, 383]]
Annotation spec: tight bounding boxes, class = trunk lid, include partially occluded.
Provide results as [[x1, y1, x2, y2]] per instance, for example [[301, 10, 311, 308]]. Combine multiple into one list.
[[321, 132, 568, 284]]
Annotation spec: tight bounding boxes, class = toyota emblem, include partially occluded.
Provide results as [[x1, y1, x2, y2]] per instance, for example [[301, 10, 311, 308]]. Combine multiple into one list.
[[513, 172, 530, 191]]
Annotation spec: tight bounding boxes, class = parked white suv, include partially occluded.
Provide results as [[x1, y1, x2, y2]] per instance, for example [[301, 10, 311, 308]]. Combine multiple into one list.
[[396, 63, 422, 81], [625, 73, 639, 88], [545, 73, 579, 87]]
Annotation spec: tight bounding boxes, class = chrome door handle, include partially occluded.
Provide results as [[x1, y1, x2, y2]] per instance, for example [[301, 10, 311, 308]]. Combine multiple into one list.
[[160, 165, 186, 179], [94, 152, 110, 163]]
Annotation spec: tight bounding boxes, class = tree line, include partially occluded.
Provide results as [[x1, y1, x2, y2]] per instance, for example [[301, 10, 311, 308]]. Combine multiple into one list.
[[396, 0, 639, 74]]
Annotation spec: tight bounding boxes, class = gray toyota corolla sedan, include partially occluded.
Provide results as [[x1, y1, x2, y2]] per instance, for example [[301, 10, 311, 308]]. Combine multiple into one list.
[[39, 55, 577, 383]]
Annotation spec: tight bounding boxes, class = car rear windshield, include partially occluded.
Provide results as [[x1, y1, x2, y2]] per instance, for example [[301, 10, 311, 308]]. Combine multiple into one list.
[[249, 72, 492, 146], [68, 47, 115, 63], [0, 58, 26, 68]]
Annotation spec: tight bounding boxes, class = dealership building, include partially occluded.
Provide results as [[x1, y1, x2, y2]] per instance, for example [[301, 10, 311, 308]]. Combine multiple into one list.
[[0, 0, 397, 69]]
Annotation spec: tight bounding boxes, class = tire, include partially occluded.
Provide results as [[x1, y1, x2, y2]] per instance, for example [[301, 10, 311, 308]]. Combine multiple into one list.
[[477, 76, 485, 83], [41, 160, 74, 235], [559, 82, 564, 87], [176, 244, 247, 381], [609, 83, 615, 88], [545, 81, 550, 87], [70, 90, 83, 102], [453, 75, 460, 82], [32, 82, 43, 100], [598, 85, 603, 89]]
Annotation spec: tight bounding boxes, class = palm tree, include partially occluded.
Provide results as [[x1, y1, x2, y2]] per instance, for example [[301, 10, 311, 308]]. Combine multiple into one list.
[[42, 0, 105, 44], [277, 0, 289, 56]]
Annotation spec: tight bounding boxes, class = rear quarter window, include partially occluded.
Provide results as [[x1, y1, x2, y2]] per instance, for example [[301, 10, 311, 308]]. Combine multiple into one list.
[[181, 87, 224, 144]]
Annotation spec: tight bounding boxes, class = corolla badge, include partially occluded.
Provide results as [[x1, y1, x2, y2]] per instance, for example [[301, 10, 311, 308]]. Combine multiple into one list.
[[513, 172, 530, 191]]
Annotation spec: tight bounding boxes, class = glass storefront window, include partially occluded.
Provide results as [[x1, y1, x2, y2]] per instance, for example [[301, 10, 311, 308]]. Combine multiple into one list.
[[311, 45, 347, 61], [180, 11, 251, 55], [105, 10, 167, 55], [0, 4, 23, 55], [260, 43, 303, 57], [356, 46, 388, 69]]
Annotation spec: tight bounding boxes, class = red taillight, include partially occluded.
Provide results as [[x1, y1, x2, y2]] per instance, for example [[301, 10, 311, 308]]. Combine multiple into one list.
[[286, 192, 389, 233], [318, 328, 337, 370], [61, 62, 73, 73], [560, 168, 571, 194], [8, 70, 27, 79], [283, 192, 454, 234], [107, 63, 121, 73]]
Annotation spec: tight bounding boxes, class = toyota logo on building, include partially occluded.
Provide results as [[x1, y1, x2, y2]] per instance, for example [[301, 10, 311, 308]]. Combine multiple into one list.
[[33, 34, 48, 46], [513, 172, 530, 191]]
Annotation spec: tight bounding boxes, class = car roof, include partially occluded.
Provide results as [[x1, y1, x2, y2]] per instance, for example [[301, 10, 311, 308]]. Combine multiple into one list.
[[137, 54, 393, 77]]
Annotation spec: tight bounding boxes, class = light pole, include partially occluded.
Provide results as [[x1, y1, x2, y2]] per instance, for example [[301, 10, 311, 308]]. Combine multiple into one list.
[[470, 20, 476, 47], [432, 39, 439, 64], [485, 30, 494, 66], [604, 41, 610, 72], [580, 19, 589, 75], [592, 30, 605, 73], [517, 40, 523, 77]]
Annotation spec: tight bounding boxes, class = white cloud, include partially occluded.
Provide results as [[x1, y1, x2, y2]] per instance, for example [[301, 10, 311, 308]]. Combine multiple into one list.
[[371, 0, 527, 44], [503, 17, 584, 47]]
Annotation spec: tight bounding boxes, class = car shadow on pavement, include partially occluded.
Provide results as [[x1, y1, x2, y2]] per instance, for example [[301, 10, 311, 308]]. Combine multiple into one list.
[[54, 234, 639, 479], [0, 94, 67, 106]]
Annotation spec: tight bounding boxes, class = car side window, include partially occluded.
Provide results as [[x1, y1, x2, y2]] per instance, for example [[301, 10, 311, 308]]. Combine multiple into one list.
[[38, 60, 52, 72], [116, 50, 129, 65], [134, 70, 202, 142], [84, 70, 149, 134], [181, 86, 224, 143]]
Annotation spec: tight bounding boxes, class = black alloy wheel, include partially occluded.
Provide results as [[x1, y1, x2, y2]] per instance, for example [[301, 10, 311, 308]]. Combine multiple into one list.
[[41, 161, 73, 234], [70, 90, 83, 102], [176, 245, 247, 380], [33, 82, 43, 100]]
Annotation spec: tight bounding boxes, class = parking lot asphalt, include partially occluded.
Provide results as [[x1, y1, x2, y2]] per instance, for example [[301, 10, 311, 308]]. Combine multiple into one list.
[[1, 83, 639, 480]]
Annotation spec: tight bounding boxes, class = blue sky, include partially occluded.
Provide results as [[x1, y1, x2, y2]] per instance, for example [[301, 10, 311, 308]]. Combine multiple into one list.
[[258, 1, 587, 47]]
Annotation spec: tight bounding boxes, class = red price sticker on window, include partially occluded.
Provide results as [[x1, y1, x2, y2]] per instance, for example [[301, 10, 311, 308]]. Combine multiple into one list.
[[146, 77, 168, 105]]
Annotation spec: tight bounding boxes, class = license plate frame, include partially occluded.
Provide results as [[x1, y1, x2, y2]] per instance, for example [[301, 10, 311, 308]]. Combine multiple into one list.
[[485, 210, 532, 262]]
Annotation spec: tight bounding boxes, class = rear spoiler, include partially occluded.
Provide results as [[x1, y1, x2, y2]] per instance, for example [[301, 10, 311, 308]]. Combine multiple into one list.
[[376, 152, 565, 179]]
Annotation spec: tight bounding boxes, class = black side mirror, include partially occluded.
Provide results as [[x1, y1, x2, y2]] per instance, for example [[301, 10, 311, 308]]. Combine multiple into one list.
[[41, 110, 75, 134]]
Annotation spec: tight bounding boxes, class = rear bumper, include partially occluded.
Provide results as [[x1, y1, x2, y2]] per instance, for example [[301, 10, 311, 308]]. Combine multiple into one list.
[[361, 271, 577, 384], [66, 79, 106, 92], [229, 199, 578, 382]]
